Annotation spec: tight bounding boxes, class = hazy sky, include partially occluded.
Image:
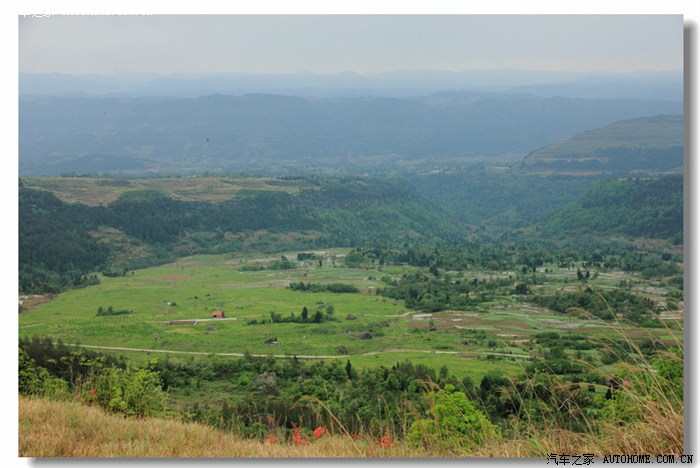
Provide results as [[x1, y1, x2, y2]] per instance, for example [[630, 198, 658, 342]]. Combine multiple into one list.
[[19, 15, 683, 75]]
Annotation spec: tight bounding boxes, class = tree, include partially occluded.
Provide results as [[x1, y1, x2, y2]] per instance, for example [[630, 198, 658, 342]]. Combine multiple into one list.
[[430, 263, 439, 276]]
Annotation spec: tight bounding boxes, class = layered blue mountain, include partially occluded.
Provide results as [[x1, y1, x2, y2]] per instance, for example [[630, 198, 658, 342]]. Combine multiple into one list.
[[19, 91, 682, 176]]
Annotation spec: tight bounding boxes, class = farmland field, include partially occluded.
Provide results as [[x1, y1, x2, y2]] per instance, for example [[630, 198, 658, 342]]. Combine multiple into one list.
[[19, 248, 682, 380], [23, 176, 318, 206]]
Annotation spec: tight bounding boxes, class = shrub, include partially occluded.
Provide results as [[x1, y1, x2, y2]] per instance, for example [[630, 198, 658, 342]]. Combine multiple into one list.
[[19, 348, 69, 398], [96, 306, 132, 316], [289, 282, 358, 293], [81, 363, 167, 418], [268, 259, 296, 270], [408, 385, 500, 452]]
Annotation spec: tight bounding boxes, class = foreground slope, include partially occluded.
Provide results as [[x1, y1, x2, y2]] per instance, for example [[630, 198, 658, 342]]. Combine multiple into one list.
[[19, 397, 368, 458], [19, 394, 683, 458]]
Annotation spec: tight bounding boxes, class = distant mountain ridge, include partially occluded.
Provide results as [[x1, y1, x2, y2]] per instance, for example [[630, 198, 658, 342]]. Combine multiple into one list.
[[20, 70, 683, 100], [521, 115, 684, 175], [19, 92, 682, 176]]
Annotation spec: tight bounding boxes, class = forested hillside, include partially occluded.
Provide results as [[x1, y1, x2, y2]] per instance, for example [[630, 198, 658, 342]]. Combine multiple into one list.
[[19, 182, 109, 293], [409, 168, 598, 228], [19, 177, 461, 293], [409, 115, 683, 231], [19, 172, 683, 295], [538, 175, 683, 242]]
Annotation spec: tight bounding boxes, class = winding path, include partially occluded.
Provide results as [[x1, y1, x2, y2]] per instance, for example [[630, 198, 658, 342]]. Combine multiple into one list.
[[65, 343, 531, 360]]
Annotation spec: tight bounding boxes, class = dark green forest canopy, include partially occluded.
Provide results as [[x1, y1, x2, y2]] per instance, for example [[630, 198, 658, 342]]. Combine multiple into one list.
[[538, 175, 683, 242], [409, 168, 599, 228], [19, 187, 109, 293]]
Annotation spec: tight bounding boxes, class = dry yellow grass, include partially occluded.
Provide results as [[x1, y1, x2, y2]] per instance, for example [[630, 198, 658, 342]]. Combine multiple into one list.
[[19, 394, 683, 458], [479, 416, 684, 458], [19, 397, 408, 458]]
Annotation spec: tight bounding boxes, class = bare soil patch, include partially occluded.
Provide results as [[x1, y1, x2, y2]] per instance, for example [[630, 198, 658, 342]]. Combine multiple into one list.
[[218, 280, 291, 289], [163, 275, 190, 283], [19, 295, 48, 312], [169, 320, 198, 326]]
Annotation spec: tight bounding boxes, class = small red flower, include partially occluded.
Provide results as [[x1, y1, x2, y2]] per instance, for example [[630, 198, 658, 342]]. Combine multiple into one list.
[[89, 389, 98, 396], [313, 426, 327, 440], [350, 434, 362, 440], [376, 435, 395, 448], [266, 435, 277, 444], [291, 423, 310, 445]]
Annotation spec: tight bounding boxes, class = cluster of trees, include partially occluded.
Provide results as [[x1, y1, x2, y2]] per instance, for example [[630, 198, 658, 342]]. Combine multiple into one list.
[[296, 252, 322, 263], [267, 257, 297, 270], [337, 242, 680, 279], [20, 335, 682, 446], [19, 338, 165, 418], [339, 244, 550, 272], [96, 306, 132, 317], [289, 282, 359, 293], [531, 287, 661, 327], [377, 270, 514, 312], [266, 305, 335, 324]]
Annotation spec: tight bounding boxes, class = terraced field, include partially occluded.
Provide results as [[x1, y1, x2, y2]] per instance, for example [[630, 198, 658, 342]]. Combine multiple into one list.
[[23, 176, 318, 205]]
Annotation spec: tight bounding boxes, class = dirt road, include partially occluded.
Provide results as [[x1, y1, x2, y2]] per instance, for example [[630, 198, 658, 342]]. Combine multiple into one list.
[[65, 343, 532, 361]]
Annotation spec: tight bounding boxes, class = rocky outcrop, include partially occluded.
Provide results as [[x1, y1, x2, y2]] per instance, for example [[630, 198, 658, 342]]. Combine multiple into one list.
[[253, 372, 278, 388]]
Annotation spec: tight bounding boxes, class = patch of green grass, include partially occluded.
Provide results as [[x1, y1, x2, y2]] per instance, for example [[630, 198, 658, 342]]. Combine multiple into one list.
[[19, 252, 682, 376]]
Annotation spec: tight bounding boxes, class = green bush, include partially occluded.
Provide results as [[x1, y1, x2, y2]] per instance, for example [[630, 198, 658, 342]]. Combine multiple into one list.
[[408, 385, 500, 452], [82, 362, 167, 418], [601, 348, 683, 424], [18, 348, 69, 399]]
